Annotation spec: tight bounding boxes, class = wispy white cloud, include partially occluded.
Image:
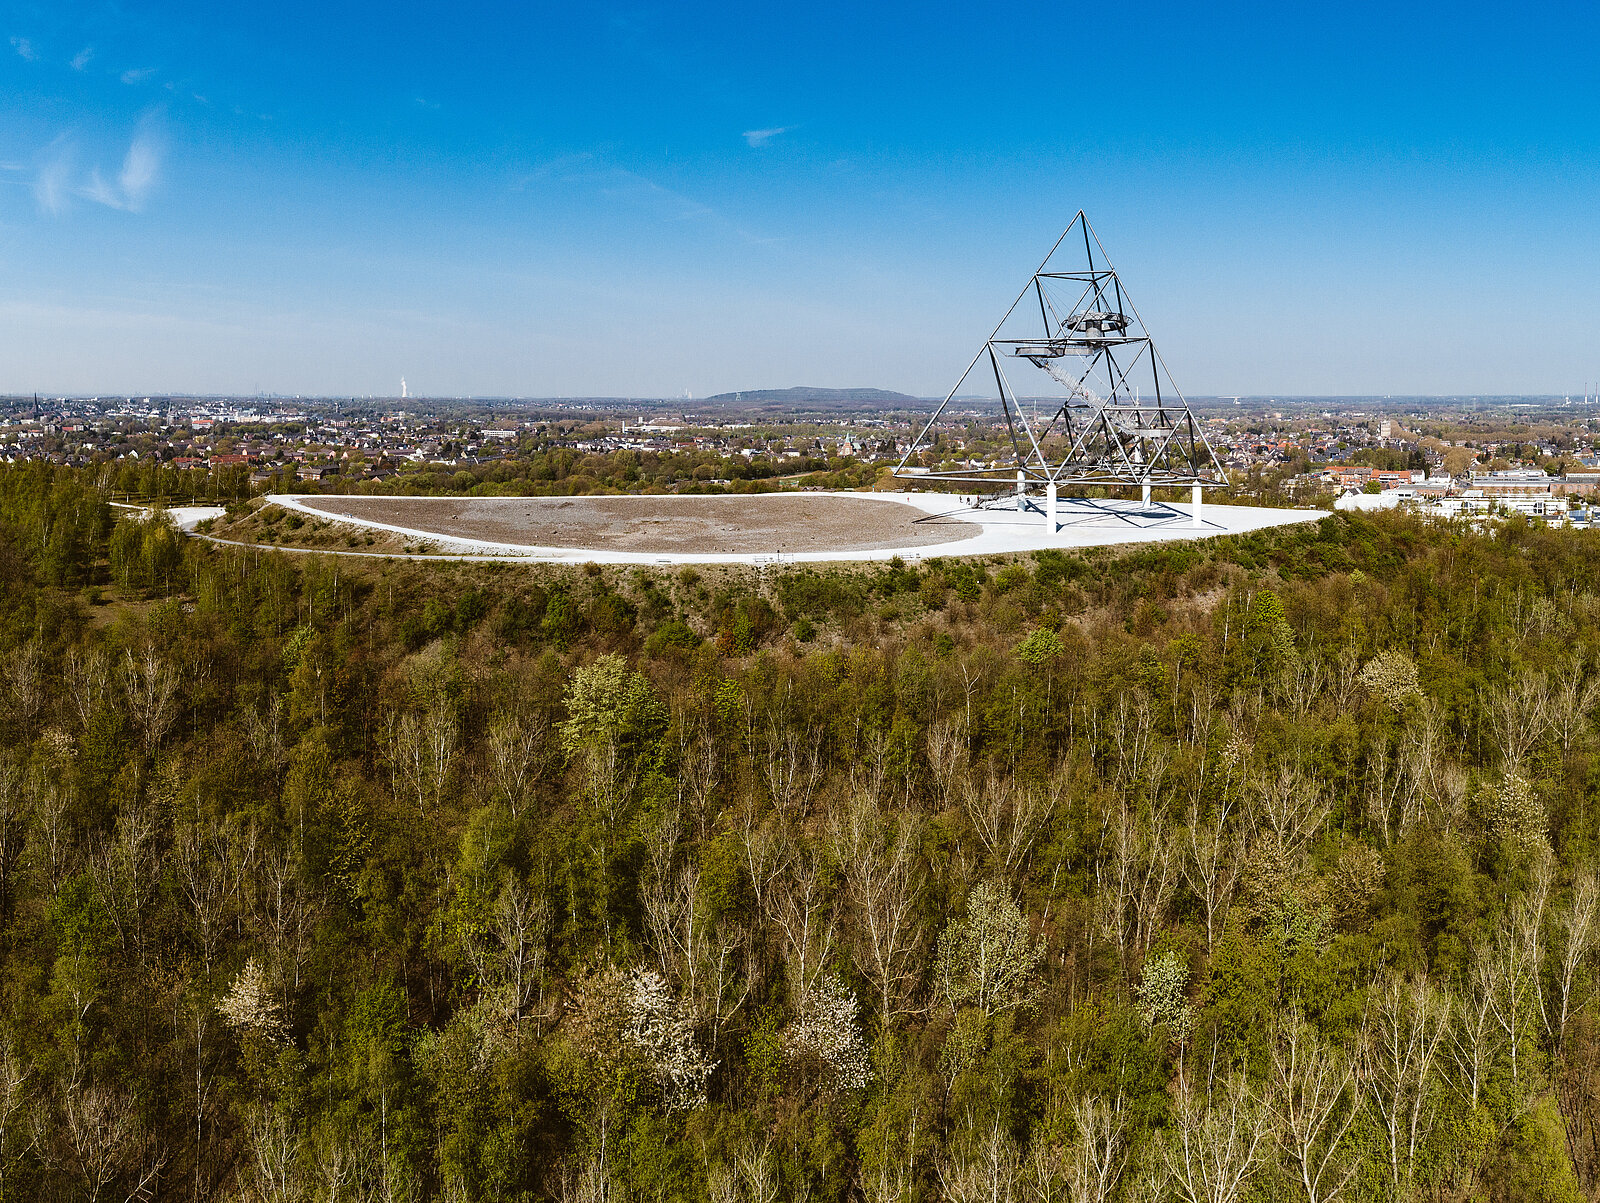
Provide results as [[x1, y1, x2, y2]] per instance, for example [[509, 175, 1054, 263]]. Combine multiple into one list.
[[512, 152, 597, 189], [10, 35, 36, 61], [742, 126, 794, 148], [120, 66, 156, 85], [591, 166, 716, 222], [117, 126, 162, 210], [32, 138, 74, 215], [32, 116, 165, 215], [70, 46, 93, 70], [82, 168, 118, 209], [517, 153, 781, 246], [520, 156, 709, 219]]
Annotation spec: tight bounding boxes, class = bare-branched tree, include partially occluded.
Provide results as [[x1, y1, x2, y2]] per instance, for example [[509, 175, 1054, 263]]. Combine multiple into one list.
[[2, 639, 44, 736], [926, 717, 970, 806], [1484, 670, 1553, 771], [1363, 972, 1447, 1199], [1554, 863, 1600, 1048], [768, 850, 837, 1001], [1163, 1069, 1268, 1203], [40, 1073, 165, 1203], [964, 768, 1057, 880], [63, 647, 113, 734], [830, 793, 927, 1025], [175, 818, 254, 981], [251, 841, 321, 1013], [494, 874, 552, 1024], [121, 646, 180, 757], [762, 715, 824, 822], [1270, 1015, 1360, 1203], [1182, 789, 1250, 953], [673, 707, 721, 840], [0, 1033, 30, 1203], [1026, 1092, 1127, 1203], [87, 802, 162, 962], [487, 707, 552, 820], [940, 1116, 1021, 1203], [1250, 764, 1328, 859], [1096, 798, 1177, 974], [383, 693, 459, 816], [233, 1105, 302, 1203], [1549, 656, 1600, 759], [1449, 948, 1499, 1110]]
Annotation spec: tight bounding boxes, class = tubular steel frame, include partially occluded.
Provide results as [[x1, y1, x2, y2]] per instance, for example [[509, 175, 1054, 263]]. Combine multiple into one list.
[[895, 212, 1227, 492]]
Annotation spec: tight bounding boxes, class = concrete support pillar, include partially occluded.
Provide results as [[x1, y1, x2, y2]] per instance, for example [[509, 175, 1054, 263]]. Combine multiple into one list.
[[1046, 482, 1058, 533], [1017, 470, 1026, 512], [1141, 482, 1152, 508], [1192, 483, 1203, 527]]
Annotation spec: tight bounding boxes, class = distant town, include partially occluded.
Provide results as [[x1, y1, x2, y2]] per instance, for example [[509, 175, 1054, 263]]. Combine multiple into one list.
[[6, 391, 1600, 524]]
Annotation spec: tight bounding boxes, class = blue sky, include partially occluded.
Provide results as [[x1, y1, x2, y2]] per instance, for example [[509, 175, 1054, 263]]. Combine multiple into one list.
[[2, 1, 1598, 398]]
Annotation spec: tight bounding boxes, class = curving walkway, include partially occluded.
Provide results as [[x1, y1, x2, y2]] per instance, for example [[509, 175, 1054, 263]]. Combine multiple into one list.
[[251, 491, 1325, 564]]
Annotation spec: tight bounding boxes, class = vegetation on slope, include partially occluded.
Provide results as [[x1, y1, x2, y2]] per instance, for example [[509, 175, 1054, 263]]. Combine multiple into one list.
[[2, 461, 1600, 1201]]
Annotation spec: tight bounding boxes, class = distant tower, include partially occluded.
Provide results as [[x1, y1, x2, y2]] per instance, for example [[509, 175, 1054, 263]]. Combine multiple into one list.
[[401, 378, 408, 400]]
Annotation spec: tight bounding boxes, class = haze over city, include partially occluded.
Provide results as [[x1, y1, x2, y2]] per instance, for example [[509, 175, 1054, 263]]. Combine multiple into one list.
[[4, 0, 1598, 399]]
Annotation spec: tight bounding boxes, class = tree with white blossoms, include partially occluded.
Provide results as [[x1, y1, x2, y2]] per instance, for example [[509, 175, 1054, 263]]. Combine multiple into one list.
[[1357, 649, 1422, 712], [566, 964, 715, 1114], [935, 879, 1046, 1017], [218, 957, 286, 1041], [786, 972, 872, 1091], [1481, 768, 1548, 854], [622, 967, 715, 1112], [1134, 949, 1196, 1044]]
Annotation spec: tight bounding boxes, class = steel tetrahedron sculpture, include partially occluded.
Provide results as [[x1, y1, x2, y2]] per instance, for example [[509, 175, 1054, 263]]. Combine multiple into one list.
[[896, 212, 1226, 498]]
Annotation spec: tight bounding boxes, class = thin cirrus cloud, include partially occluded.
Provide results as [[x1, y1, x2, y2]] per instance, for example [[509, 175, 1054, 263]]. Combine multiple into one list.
[[70, 46, 93, 70], [32, 138, 74, 215], [33, 120, 165, 215], [742, 126, 794, 148], [120, 66, 157, 85], [10, 35, 36, 60]]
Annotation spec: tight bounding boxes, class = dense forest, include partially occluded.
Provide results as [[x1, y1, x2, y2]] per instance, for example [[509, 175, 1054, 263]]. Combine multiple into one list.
[[7, 460, 1600, 1201]]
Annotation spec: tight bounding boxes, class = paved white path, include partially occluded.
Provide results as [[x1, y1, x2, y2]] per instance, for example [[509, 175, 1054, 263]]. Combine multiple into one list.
[[255, 492, 1326, 565], [110, 501, 226, 530]]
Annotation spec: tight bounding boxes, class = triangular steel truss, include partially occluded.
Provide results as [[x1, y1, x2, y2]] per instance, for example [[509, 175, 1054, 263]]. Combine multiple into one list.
[[896, 212, 1227, 490]]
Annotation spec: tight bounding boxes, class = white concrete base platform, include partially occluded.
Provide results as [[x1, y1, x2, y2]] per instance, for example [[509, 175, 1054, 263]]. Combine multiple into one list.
[[254, 491, 1326, 565], [907, 494, 1327, 559]]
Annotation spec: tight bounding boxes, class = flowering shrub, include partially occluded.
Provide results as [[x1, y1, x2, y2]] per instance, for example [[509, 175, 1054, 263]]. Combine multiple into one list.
[[1482, 769, 1548, 854], [218, 958, 286, 1040], [1134, 949, 1196, 1042], [786, 973, 872, 1091], [568, 965, 715, 1111], [624, 968, 716, 1112], [1358, 649, 1422, 711]]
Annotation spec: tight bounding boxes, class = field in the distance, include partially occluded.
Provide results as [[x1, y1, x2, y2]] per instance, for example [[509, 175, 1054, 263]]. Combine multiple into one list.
[[297, 493, 977, 555]]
